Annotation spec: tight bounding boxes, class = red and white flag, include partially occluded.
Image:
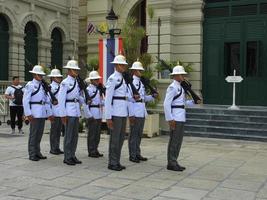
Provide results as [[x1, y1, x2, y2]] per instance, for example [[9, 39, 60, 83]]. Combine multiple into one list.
[[99, 37, 123, 84]]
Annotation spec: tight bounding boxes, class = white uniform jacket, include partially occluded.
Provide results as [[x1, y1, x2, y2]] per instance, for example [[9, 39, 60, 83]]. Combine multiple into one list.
[[23, 79, 52, 118], [104, 70, 133, 119], [163, 80, 194, 122], [58, 75, 85, 117], [128, 75, 154, 118]]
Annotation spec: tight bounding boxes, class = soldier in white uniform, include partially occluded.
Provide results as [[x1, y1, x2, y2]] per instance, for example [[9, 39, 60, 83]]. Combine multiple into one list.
[[58, 60, 85, 165], [163, 64, 198, 171], [48, 69, 64, 155], [23, 65, 53, 161], [128, 61, 156, 163], [105, 55, 135, 171], [85, 71, 104, 158]]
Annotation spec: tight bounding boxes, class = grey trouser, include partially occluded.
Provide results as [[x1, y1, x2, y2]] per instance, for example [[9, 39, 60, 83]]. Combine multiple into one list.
[[50, 117, 62, 152], [108, 116, 126, 166], [87, 118, 101, 154], [64, 117, 79, 160], [28, 118, 46, 157], [129, 117, 145, 158], [167, 121, 184, 166]]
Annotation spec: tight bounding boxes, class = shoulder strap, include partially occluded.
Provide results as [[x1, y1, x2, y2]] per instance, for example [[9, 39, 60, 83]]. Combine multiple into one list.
[[31, 84, 41, 97], [11, 86, 23, 90], [53, 86, 60, 96], [173, 87, 183, 101], [90, 89, 98, 99], [67, 80, 76, 94], [115, 78, 123, 90], [136, 81, 141, 92], [11, 86, 16, 90]]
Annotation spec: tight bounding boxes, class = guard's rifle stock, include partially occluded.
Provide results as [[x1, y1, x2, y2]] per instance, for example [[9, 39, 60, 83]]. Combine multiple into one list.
[[76, 75, 92, 104], [181, 80, 201, 104], [41, 80, 58, 105], [97, 83, 106, 97]]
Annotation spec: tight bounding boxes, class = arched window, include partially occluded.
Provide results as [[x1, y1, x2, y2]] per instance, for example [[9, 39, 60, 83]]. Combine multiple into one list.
[[24, 22, 38, 81], [0, 14, 9, 80], [51, 28, 63, 69], [129, 0, 147, 54]]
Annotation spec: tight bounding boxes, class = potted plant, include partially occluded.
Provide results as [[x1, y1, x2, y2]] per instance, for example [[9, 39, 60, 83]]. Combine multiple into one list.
[[156, 59, 194, 78], [121, 18, 160, 137]]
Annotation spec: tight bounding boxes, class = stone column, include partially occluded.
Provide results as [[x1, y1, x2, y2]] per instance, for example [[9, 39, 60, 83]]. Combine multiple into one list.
[[8, 32, 26, 80], [38, 37, 52, 67]]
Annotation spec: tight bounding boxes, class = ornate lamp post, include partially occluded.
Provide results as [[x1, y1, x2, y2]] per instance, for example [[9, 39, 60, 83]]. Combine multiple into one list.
[[106, 6, 121, 38]]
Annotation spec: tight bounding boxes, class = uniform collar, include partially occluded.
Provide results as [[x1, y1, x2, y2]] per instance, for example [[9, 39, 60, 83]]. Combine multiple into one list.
[[133, 75, 140, 81], [67, 75, 76, 81], [33, 79, 41, 84], [90, 84, 97, 89], [173, 80, 181, 87], [51, 81, 59, 86], [114, 70, 122, 78]]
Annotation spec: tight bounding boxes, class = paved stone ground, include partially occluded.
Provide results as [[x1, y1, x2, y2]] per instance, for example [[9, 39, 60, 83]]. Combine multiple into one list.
[[0, 125, 267, 200]]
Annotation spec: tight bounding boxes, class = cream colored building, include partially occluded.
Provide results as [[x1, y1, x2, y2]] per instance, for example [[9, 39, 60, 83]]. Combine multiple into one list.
[[78, 0, 203, 93], [0, 0, 79, 81]]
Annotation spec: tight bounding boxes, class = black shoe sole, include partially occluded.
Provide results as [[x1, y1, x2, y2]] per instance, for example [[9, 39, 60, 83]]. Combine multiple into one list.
[[50, 151, 61, 155], [29, 157, 40, 161], [129, 158, 140, 163], [88, 154, 99, 158], [108, 165, 123, 171], [167, 166, 184, 171], [63, 160, 76, 165]]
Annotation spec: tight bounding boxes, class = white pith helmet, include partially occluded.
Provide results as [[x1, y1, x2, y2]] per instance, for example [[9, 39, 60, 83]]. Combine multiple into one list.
[[129, 60, 144, 71], [63, 60, 81, 70], [48, 68, 63, 77], [86, 71, 101, 82], [170, 62, 187, 75], [111, 55, 128, 65], [29, 65, 46, 76]]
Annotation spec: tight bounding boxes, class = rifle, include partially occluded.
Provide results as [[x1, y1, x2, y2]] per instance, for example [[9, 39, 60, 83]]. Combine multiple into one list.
[[140, 76, 158, 96], [97, 83, 106, 96], [181, 80, 201, 104], [122, 72, 140, 96], [41, 79, 58, 105], [76, 75, 92, 104]]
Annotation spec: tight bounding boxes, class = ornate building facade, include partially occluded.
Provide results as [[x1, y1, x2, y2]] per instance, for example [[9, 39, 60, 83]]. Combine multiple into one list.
[[0, 0, 79, 81], [79, 0, 203, 94], [80, 0, 267, 106]]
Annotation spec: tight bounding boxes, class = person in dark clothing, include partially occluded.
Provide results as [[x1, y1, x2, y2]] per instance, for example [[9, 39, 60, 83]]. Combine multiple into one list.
[[5, 76, 24, 134]]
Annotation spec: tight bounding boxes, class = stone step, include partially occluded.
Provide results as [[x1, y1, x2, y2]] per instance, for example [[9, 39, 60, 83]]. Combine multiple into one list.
[[186, 113, 267, 123], [186, 105, 267, 116], [186, 119, 267, 129], [184, 131, 267, 142], [184, 125, 267, 137]]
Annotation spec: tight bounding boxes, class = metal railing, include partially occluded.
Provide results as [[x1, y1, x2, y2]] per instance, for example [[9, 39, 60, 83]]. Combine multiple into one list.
[[0, 81, 11, 94], [0, 95, 8, 115]]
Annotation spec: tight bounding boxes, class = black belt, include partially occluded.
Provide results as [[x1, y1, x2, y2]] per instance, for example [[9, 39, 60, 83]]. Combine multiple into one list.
[[112, 96, 127, 100], [66, 98, 79, 103], [136, 99, 144, 103], [29, 101, 45, 105], [171, 105, 185, 109], [89, 104, 100, 108]]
